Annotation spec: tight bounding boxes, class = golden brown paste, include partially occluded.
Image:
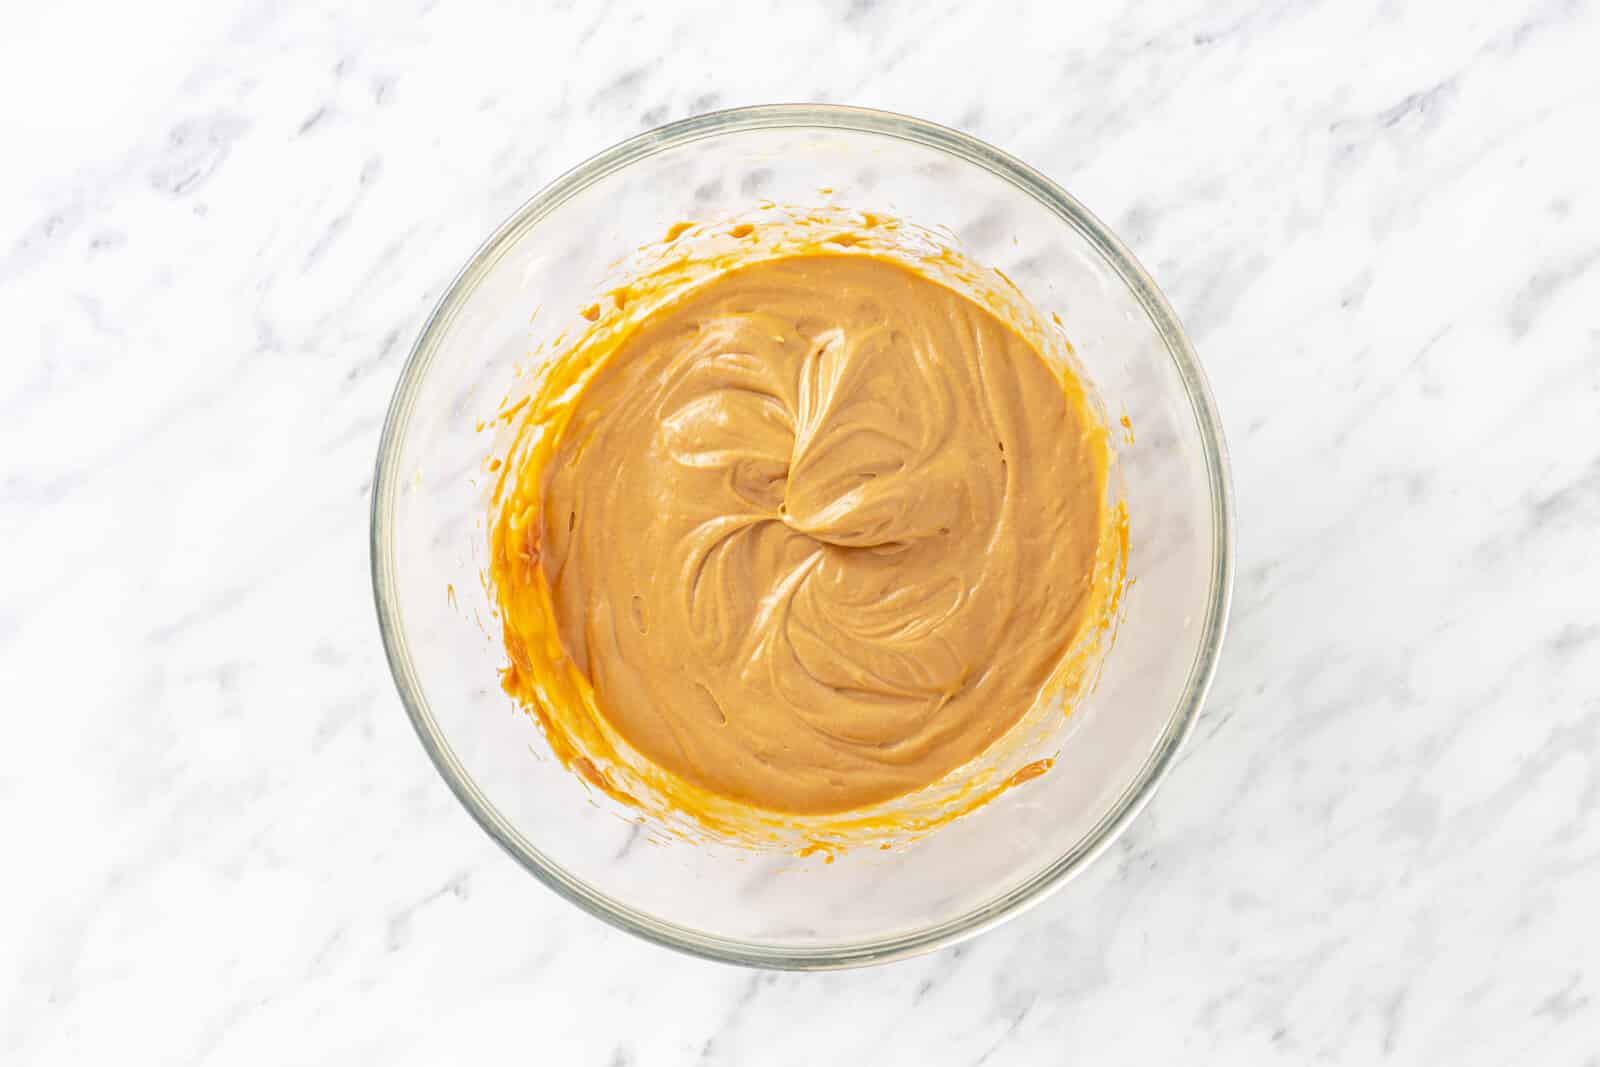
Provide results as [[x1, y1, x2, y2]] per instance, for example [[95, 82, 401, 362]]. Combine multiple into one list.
[[500, 254, 1112, 815]]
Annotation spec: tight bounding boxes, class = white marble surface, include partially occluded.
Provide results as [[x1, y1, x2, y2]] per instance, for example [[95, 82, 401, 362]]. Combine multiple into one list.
[[5, 0, 1600, 1062]]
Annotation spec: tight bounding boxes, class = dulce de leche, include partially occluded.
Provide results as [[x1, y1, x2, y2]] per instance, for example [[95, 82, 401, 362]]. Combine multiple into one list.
[[493, 252, 1115, 816]]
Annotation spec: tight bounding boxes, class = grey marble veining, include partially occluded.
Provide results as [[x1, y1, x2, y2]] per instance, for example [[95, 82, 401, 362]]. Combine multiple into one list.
[[4, 0, 1599, 1062]]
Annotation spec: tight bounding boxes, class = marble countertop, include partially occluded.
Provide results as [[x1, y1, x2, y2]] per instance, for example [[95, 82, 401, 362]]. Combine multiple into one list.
[[6, 1, 1599, 1062]]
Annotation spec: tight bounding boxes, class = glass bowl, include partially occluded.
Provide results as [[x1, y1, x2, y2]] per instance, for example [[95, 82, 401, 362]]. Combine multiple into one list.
[[371, 104, 1233, 968]]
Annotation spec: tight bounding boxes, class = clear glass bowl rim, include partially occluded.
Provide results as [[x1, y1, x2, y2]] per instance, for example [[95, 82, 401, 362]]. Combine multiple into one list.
[[370, 103, 1235, 969]]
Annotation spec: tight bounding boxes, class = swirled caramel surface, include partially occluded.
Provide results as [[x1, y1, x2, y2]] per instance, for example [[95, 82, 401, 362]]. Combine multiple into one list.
[[510, 254, 1112, 814]]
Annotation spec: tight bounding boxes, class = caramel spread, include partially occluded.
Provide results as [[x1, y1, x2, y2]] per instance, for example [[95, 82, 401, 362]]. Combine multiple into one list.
[[495, 253, 1114, 816]]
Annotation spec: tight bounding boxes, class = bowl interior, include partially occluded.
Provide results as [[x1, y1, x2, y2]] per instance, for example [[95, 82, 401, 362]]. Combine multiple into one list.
[[373, 108, 1230, 966]]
